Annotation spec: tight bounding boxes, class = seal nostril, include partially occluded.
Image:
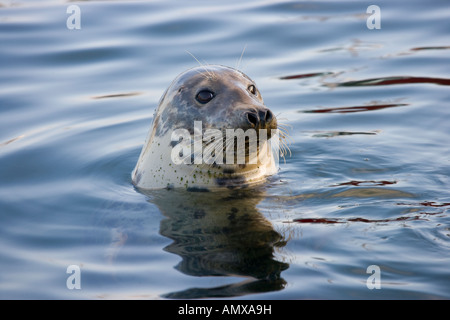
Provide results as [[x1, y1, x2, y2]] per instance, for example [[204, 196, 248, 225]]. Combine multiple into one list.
[[265, 109, 273, 123], [257, 109, 274, 128], [246, 112, 259, 127]]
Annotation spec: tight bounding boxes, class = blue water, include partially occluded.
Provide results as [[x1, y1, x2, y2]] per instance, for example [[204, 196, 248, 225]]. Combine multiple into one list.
[[0, 0, 449, 299]]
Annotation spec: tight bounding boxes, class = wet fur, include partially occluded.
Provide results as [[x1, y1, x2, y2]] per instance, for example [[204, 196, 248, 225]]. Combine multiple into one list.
[[132, 65, 279, 190]]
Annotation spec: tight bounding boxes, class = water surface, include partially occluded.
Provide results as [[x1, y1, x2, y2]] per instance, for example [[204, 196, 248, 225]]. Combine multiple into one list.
[[0, 0, 449, 299]]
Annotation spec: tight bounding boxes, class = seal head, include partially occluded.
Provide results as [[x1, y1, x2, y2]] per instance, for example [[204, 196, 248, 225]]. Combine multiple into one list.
[[132, 65, 279, 190]]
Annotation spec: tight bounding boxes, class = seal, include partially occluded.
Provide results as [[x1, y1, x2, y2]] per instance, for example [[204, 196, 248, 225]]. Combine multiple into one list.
[[131, 65, 281, 190]]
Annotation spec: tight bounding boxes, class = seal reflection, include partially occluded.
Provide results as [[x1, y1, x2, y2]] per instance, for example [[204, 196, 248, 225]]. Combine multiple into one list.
[[143, 188, 288, 299]]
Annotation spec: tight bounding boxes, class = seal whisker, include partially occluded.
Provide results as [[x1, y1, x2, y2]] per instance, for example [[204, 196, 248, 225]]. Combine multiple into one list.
[[277, 121, 293, 143], [277, 126, 291, 140], [280, 139, 291, 158], [185, 50, 216, 80], [236, 44, 247, 70], [222, 133, 234, 160], [272, 121, 292, 161], [277, 121, 292, 129], [279, 136, 291, 160]]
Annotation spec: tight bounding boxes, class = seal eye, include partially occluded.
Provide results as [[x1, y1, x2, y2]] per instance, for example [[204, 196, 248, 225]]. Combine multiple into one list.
[[196, 90, 215, 104], [248, 85, 257, 95]]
